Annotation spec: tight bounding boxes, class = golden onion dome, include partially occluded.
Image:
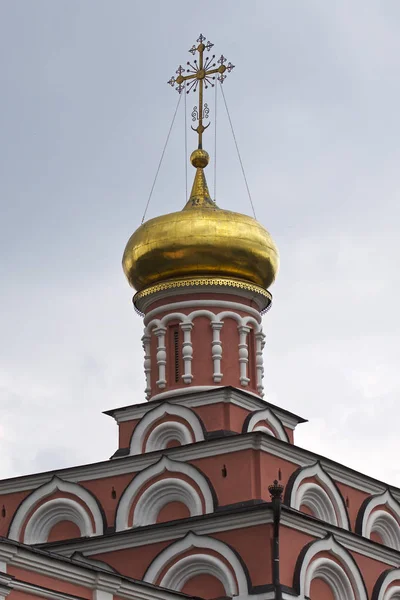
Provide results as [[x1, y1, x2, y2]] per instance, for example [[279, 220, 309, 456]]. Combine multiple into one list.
[[122, 149, 279, 294]]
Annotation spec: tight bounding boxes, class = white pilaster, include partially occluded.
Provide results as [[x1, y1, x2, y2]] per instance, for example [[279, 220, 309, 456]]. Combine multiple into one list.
[[255, 330, 265, 396], [142, 333, 152, 400], [180, 322, 194, 384], [211, 321, 223, 383], [238, 325, 251, 387], [154, 326, 167, 389]]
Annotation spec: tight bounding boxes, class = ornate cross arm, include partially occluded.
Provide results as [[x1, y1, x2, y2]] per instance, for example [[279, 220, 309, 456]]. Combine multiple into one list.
[[168, 34, 234, 149]]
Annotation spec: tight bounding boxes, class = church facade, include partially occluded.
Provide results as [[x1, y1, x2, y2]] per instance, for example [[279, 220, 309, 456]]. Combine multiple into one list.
[[1, 35, 400, 600]]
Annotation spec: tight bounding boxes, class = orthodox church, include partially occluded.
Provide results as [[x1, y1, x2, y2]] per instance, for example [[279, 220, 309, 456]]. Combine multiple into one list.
[[1, 36, 400, 600]]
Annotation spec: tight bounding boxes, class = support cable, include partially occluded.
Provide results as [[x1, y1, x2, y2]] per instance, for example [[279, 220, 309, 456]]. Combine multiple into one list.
[[184, 83, 188, 201], [219, 83, 257, 219], [214, 82, 217, 201], [141, 92, 183, 224]]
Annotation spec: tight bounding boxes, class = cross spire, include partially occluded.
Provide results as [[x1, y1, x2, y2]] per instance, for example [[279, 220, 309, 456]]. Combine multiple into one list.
[[168, 34, 234, 149]]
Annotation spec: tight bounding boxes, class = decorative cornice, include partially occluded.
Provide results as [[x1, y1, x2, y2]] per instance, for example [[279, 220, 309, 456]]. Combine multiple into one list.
[[40, 502, 400, 568], [133, 277, 272, 315], [0, 430, 398, 505], [104, 387, 306, 431]]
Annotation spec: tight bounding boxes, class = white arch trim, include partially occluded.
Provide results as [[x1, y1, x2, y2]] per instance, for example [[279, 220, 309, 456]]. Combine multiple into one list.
[[160, 553, 237, 596], [130, 402, 204, 455], [143, 532, 249, 598], [253, 425, 275, 437], [290, 462, 350, 530], [298, 483, 339, 526], [145, 309, 262, 336], [8, 476, 103, 541], [134, 478, 202, 526], [297, 536, 367, 600], [305, 557, 355, 600], [366, 510, 400, 550], [246, 408, 289, 442], [146, 421, 193, 452], [362, 490, 400, 542], [24, 498, 93, 544], [144, 299, 262, 325], [115, 456, 214, 531], [374, 568, 400, 600]]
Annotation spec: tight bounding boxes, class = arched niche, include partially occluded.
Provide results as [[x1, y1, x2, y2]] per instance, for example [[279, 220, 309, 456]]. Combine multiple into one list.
[[8, 476, 104, 543], [115, 456, 215, 530], [130, 402, 205, 455], [286, 462, 350, 529], [294, 535, 368, 600]]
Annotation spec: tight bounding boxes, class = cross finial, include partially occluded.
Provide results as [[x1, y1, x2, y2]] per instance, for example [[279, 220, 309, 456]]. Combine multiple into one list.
[[168, 34, 235, 149]]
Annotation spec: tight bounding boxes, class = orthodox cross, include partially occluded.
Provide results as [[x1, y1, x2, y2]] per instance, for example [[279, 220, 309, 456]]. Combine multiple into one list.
[[168, 34, 234, 149]]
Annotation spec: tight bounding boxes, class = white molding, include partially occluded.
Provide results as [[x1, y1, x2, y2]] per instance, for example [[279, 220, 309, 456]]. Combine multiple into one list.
[[296, 483, 338, 526], [289, 462, 350, 529], [144, 299, 262, 325], [24, 498, 93, 544], [143, 532, 249, 597], [129, 402, 204, 455], [12, 580, 84, 600], [297, 536, 367, 600], [149, 386, 221, 403], [46, 506, 273, 556], [107, 388, 300, 429], [139, 287, 267, 316], [0, 432, 391, 510], [160, 553, 237, 596], [133, 478, 202, 526], [304, 556, 355, 600], [115, 456, 214, 531], [366, 510, 400, 550], [253, 425, 275, 436], [48, 501, 400, 568], [246, 408, 289, 443], [374, 568, 400, 600], [8, 476, 103, 541], [0, 432, 392, 503], [0, 541, 200, 600]]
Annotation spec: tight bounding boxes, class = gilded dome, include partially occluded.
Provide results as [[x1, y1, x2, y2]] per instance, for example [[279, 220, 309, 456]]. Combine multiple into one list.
[[122, 150, 279, 293]]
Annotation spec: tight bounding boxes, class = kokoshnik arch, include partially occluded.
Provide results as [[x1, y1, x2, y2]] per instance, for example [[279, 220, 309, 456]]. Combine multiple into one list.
[[0, 34, 399, 600]]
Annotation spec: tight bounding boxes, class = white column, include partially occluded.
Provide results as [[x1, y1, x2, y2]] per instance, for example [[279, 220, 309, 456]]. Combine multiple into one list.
[[238, 325, 251, 386], [142, 333, 152, 400], [180, 322, 193, 384], [255, 330, 266, 396], [154, 325, 167, 389], [211, 321, 223, 382]]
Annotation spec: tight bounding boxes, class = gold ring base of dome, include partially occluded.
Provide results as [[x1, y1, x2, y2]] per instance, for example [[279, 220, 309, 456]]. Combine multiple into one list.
[[133, 276, 272, 314]]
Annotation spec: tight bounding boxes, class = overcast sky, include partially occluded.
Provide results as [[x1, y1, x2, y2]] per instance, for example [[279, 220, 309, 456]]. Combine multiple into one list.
[[0, 1, 399, 488]]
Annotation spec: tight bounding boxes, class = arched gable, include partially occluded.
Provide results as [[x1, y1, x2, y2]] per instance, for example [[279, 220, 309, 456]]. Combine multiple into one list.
[[372, 568, 400, 600], [356, 490, 400, 549], [143, 531, 249, 598], [242, 407, 289, 442], [294, 535, 368, 600], [115, 456, 215, 530], [285, 461, 350, 529], [8, 476, 104, 543], [130, 402, 205, 455]]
